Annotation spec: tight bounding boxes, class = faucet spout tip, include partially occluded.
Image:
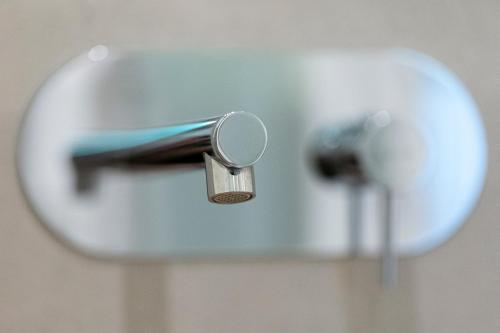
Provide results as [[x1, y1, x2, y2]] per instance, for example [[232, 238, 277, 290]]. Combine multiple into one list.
[[204, 153, 255, 204]]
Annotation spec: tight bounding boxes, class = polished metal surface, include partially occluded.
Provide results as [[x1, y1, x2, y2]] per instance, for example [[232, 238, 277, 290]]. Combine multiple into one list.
[[212, 112, 268, 168], [311, 111, 416, 287], [17, 47, 487, 259], [311, 111, 393, 184], [204, 154, 255, 204], [71, 111, 267, 204]]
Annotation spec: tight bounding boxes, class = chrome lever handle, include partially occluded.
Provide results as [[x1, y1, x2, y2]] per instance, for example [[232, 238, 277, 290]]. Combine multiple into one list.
[[311, 111, 400, 288], [381, 188, 397, 288]]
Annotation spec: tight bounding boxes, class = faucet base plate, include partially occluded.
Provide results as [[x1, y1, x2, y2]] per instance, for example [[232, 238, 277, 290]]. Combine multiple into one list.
[[17, 48, 487, 260]]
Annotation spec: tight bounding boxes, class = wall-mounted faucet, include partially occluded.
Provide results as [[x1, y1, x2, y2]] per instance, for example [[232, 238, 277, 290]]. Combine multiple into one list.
[[71, 111, 268, 204], [16, 47, 487, 263]]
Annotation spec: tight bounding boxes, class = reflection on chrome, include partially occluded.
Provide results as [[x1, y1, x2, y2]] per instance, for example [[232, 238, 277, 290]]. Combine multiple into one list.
[[72, 112, 268, 204]]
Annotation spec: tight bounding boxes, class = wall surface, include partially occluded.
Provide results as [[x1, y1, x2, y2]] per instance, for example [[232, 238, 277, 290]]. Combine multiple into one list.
[[1, 0, 500, 332]]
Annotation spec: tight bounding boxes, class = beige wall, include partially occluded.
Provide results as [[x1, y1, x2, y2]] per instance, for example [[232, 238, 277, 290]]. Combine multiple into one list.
[[1, 0, 500, 332]]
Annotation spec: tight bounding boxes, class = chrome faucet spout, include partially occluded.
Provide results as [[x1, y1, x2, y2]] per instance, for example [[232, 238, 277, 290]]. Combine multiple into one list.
[[71, 111, 268, 204]]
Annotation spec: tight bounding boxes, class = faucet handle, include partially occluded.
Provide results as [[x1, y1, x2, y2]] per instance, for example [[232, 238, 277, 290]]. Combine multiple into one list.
[[311, 110, 428, 288]]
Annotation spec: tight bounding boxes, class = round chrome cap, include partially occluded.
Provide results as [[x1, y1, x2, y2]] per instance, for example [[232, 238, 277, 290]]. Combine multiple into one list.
[[212, 111, 268, 168]]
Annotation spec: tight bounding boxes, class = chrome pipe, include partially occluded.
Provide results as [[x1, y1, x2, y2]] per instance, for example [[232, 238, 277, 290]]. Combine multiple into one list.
[[71, 111, 268, 204]]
